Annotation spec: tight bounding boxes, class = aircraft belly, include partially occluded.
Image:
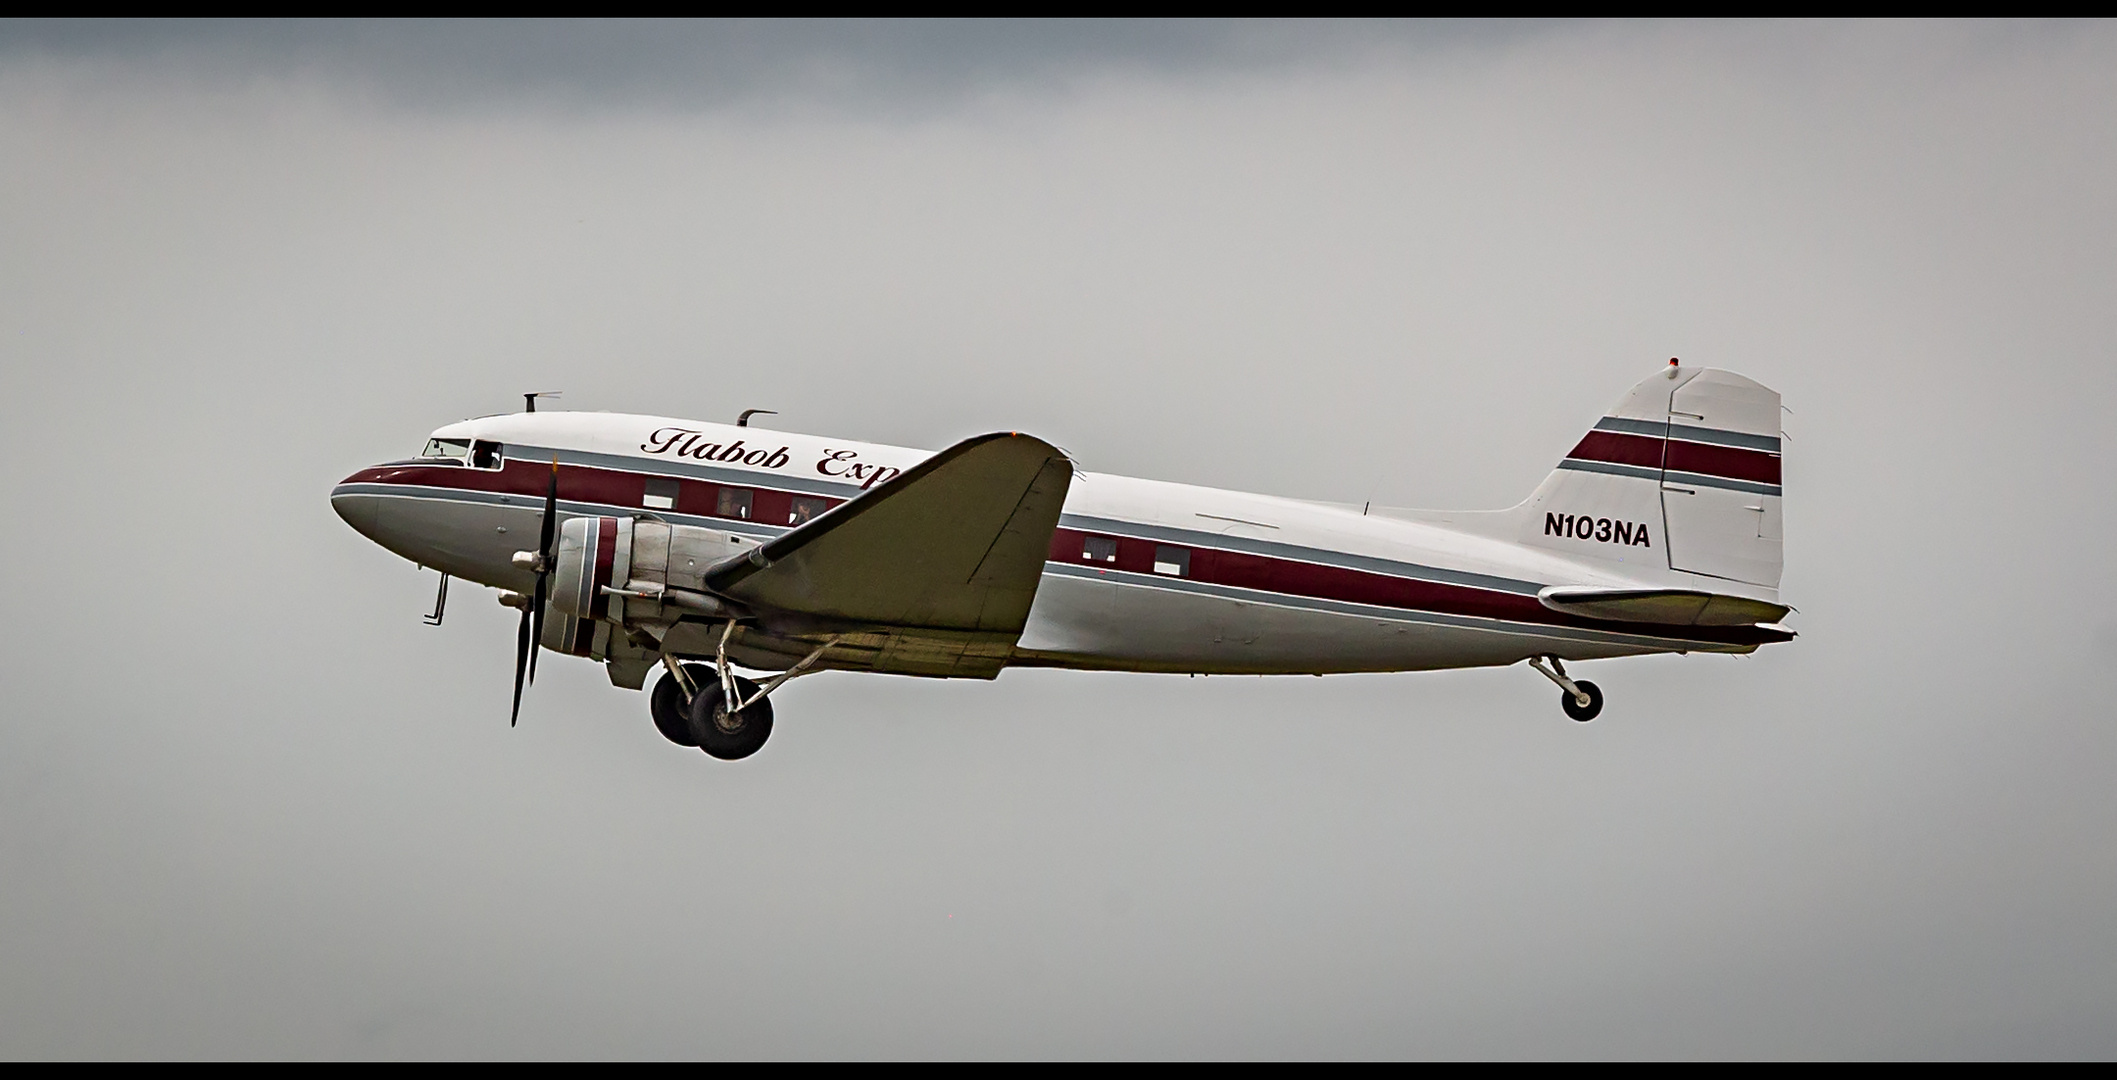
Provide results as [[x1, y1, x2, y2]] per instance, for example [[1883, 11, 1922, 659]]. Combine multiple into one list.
[[1014, 572, 1662, 674]]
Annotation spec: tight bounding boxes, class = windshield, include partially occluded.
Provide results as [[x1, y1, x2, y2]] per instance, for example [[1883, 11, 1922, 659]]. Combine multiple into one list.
[[421, 438, 470, 460]]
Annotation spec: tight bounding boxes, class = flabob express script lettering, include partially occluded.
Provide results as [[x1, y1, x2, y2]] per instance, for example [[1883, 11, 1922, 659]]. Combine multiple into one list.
[[640, 428, 903, 490]]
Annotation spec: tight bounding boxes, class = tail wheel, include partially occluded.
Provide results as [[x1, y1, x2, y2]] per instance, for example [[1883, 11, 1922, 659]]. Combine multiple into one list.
[[649, 664, 716, 747], [687, 676, 775, 760], [1561, 680, 1604, 722]]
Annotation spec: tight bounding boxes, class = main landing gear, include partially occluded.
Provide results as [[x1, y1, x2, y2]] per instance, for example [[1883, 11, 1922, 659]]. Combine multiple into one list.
[[1528, 655, 1604, 722], [647, 624, 842, 762], [650, 661, 773, 760]]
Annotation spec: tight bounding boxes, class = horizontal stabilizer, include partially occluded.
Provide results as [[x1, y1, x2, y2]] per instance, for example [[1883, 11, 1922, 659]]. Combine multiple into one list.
[[707, 432, 1073, 635], [1538, 586, 1789, 627]]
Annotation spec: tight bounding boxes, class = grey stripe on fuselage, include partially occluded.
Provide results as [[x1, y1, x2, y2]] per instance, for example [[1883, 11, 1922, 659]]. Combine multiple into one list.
[[1593, 416, 1781, 453], [1556, 458, 1663, 483], [496, 444, 1554, 595], [1659, 470, 1782, 497], [1041, 563, 1738, 652], [342, 483, 1548, 600], [1057, 514, 1545, 597], [500, 443, 872, 500], [349, 466, 1557, 600], [332, 482, 789, 541], [338, 483, 1744, 652]]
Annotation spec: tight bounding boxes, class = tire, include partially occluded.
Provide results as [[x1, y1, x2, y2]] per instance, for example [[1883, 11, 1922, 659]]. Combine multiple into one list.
[[686, 675, 775, 760], [649, 664, 716, 747], [1562, 679, 1604, 722]]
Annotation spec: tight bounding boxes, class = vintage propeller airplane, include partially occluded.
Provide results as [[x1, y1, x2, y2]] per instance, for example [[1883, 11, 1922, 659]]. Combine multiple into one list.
[[331, 360, 1792, 760]]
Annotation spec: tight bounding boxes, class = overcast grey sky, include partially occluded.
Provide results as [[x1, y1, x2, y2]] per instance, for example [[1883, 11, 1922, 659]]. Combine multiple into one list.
[[2, 19, 2114, 1058]]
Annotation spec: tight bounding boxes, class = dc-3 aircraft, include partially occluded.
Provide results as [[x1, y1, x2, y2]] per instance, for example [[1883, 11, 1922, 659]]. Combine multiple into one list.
[[332, 360, 1792, 760]]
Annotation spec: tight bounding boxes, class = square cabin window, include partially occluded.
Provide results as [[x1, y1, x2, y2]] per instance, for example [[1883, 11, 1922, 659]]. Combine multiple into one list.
[[789, 496, 831, 525], [716, 487, 753, 520], [1082, 535, 1117, 563], [642, 477, 680, 511], [1153, 545, 1190, 577]]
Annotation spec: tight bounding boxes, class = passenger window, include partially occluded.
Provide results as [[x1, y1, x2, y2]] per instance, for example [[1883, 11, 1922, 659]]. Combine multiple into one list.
[[789, 496, 830, 525], [1153, 545, 1190, 577], [1083, 536, 1117, 563], [469, 440, 503, 470], [643, 477, 680, 511], [717, 487, 753, 520]]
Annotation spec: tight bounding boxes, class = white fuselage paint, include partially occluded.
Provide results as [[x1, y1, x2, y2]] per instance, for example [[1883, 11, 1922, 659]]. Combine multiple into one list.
[[332, 411, 1778, 677]]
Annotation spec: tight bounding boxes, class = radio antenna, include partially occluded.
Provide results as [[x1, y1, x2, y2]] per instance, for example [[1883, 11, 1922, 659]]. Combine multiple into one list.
[[523, 391, 561, 413], [736, 409, 777, 428]]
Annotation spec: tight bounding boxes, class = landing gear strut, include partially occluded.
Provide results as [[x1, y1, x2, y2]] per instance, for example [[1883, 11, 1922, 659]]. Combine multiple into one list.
[[1528, 655, 1604, 722]]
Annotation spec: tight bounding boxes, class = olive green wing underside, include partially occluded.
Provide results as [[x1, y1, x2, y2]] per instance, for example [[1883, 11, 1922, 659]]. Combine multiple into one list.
[[707, 432, 1074, 638]]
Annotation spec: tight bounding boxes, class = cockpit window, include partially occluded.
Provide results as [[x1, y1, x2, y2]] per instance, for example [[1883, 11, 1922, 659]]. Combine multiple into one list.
[[421, 438, 470, 460], [469, 440, 502, 470]]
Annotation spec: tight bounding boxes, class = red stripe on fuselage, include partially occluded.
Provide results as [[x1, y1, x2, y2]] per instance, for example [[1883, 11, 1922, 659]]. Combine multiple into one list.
[[340, 459, 848, 527], [1663, 439, 1780, 485], [343, 460, 1774, 647], [1563, 432, 1780, 485], [1567, 431, 1665, 470], [1047, 527, 1774, 646]]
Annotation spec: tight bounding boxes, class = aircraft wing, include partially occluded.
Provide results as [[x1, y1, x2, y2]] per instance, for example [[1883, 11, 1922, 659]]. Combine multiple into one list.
[[706, 432, 1073, 641]]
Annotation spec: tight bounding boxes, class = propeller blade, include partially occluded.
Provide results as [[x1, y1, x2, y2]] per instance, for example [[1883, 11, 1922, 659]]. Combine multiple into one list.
[[529, 572, 546, 685], [511, 605, 531, 727], [538, 456, 559, 560], [529, 456, 558, 686]]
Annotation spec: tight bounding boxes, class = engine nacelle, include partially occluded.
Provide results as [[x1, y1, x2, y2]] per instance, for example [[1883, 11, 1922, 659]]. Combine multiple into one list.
[[549, 516, 754, 624], [549, 516, 628, 622], [541, 608, 610, 659]]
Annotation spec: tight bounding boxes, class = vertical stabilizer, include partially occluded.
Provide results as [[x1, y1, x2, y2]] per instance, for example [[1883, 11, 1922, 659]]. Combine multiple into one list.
[[1516, 364, 1783, 589]]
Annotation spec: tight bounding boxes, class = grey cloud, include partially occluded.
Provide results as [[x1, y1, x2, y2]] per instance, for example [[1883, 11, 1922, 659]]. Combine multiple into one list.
[[0, 18, 1536, 113]]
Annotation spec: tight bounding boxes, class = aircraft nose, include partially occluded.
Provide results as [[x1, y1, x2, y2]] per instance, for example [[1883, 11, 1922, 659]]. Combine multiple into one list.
[[331, 468, 386, 541]]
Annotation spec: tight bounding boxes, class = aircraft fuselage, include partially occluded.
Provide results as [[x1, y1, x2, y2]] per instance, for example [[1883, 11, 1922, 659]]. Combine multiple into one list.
[[332, 409, 1782, 679]]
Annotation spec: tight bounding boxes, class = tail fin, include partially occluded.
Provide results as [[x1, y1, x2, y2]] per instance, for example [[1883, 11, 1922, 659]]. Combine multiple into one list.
[[1518, 363, 1783, 589]]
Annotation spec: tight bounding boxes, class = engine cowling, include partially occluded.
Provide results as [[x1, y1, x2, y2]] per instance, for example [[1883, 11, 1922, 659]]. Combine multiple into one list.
[[549, 516, 628, 621], [550, 516, 754, 623], [541, 608, 610, 659]]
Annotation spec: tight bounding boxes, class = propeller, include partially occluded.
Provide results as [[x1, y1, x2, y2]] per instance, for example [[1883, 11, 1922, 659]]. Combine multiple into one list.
[[511, 457, 560, 727]]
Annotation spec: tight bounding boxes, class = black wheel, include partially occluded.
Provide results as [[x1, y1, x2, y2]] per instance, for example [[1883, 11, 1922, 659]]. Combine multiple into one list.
[[687, 675, 774, 760], [1562, 679, 1604, 722], [650, 664, 717, 747]]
